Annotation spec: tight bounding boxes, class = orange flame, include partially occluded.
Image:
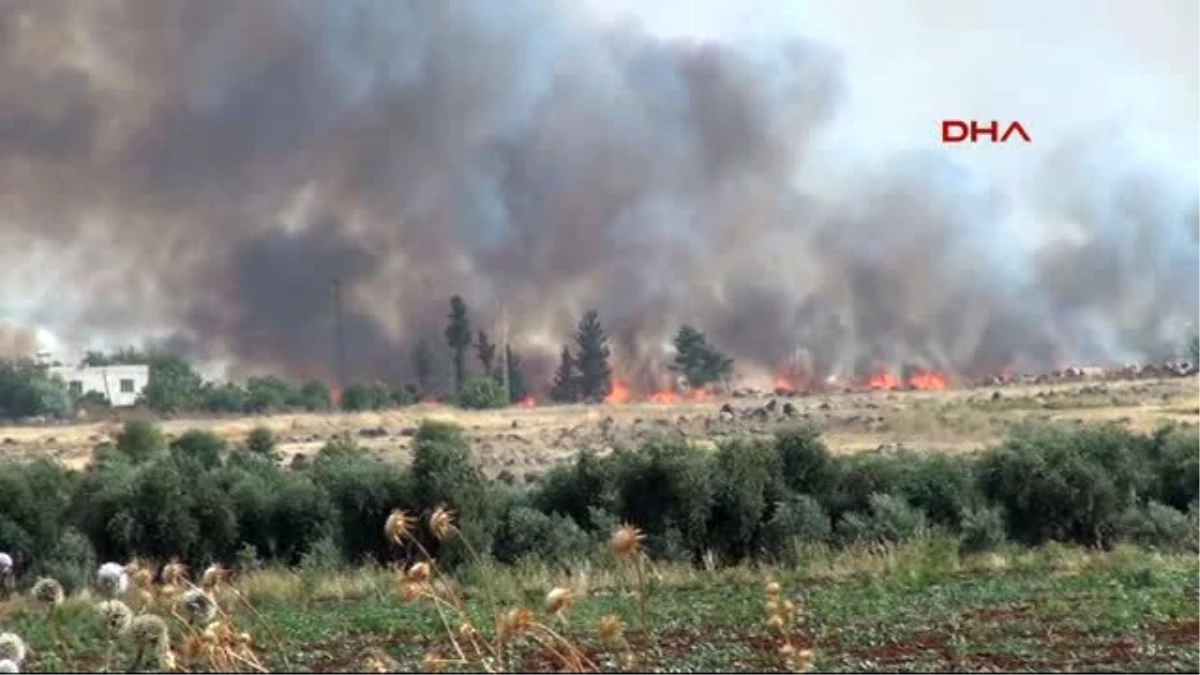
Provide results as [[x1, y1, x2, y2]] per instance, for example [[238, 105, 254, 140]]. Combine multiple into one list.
[[686, 388, 715, 402], [604, 379, 633, 404], [866, 369, 902, 390], [519, 395, 537, 408], [908, 370, 947, 390], [648, 390, 679, 404], [774, 375, 796, 392]]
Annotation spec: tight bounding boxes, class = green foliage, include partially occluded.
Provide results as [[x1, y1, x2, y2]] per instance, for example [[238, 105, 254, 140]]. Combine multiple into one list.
[[139, 352, 205, 413], [837, 493, 929, 545], [494, 505, 592, 565], [340, 381, 392, 411], [38, 528, 96, 594], [294, 379, 334, 411], [455, 376, 509, 410], [310, 450, 411, 563], [1147, 427, 1199, 510], [504, 346, 529, 403], [74, 390, 112, 410], [1119, 501, 1196, 551], [979, 425, 1151, 546], [774, 426, 836, 499], [170, 429, 227, 470], [898, 454, 979, 529], [244, 375, 296, 413], [445, 296, 472, 394], [1189, 335, 1199, 362], [0, 359, 71, 420], [115, 420, 167, 464], [958, 506, 1008, 554], [613, 438, 714, 558], [548, 346, 577, 403], [245, 426, 278, 459], [573, 310, 612, 401], [201, 381, 249, 413], [762, 493, 832, 557], [708, 439, 785, 562], [411, 421, 496, 563], [669, 325, 733, 389], [531, 450, 615, 529]]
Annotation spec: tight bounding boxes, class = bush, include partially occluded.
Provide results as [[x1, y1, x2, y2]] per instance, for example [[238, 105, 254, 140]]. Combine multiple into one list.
[[531, 450, 616, 529], [763, 494, 832, 558], [827, 451, 908, 518], [979, 425, 1149, 546], [898, 454, 979, 529], [708, 439, 784, 562], [170, 430, 227, 470], [1119, 501, 1195, 551], [1147, 427, 1199, 510], [201, 382, 248, 414], [0, 359, 71, 420], [37, 528, 96, 594], [494, 506, 593, 565], [245, 376, 296, 413], [311, 450, 412, 563], [456, 376, 509, 410], [613, 438, 714, 560], [837, 493, 928, 545], [116, 420, 167, 464], [293, 379, 334, 412], [244, 426, 278, 459], [958, 505, 1008, 554], [774, 426, 836, 499], [411, 421, 497, 563], [341, 381, 392, 411]]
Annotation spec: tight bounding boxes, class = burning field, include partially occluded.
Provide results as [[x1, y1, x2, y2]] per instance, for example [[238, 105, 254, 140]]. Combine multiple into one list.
[[2, 369, 1196, 479]]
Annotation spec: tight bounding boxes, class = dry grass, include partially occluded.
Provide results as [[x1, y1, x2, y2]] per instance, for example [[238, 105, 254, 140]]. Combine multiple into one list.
[[0, 377, 1195, 475]]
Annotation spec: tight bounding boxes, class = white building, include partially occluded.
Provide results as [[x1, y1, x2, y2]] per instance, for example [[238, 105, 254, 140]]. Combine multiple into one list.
[[49, 364, 150, 407]]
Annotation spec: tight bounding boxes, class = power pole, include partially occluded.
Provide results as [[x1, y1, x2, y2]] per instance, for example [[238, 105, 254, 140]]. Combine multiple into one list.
[[332, 278, 347, 399]]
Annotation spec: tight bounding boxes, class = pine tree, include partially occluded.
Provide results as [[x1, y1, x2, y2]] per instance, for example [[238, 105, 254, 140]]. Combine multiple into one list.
[[549, 346, 577, 403], [445, 296, 472, 394], [670, 324, 733, 389], [476, 330, 497, 379], [505, 345, 529, 403], [411, 339, 435, 394], [573, 310, 612, 401]]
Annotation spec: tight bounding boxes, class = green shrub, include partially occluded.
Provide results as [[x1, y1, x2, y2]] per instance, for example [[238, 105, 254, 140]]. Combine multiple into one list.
[[1147, 427, 1199, 510], [708, 439, 785, 562], [411, 421, 497, 563], [244, 426, 278, 459], [341, 381, 392, 411], [531, 450, 616, 528], [836, 493, 928, 545], [201, 382, 248, 414], [979, 425, 1149, 546], [774, 425, 836, 499], [763, 494, 832, 558], [37, 528, 96, 594], [293, 379, 334, 412], [456, 376, 509, 410], [827, 451, 908, 517], [116, 420, 167, 464], [0, 359, 71, 420], [0, 459, 75, 565], [245, 376, 296, 413], [1119, 501, 1195, 551], [613, 438, 714, 558], [958, 505, 1008, 554], [170, 430, 227, 470], [494, 506, 593, 565], [311, 451, 412, 563], [268, 475, 336, 565], [899, 454, 980, 529]]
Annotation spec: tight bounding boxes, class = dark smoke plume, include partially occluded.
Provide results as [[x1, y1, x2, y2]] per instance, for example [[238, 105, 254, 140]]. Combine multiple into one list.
[[0, 0, 1196, 392]]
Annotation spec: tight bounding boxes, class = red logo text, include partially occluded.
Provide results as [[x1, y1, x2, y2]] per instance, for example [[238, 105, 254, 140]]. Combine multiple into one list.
[[941, 120, 1031, 144]]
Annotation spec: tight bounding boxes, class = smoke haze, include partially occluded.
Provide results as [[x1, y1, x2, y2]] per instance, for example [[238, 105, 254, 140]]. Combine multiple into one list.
[[0, 0, 1196, 391]]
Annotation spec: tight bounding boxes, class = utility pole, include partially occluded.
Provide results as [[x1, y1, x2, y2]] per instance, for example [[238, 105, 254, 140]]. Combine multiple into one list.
[[332, 278, 347, 400]]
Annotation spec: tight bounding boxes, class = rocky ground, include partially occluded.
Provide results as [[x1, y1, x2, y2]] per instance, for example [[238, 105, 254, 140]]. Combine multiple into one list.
[[1, 376, 1196, 483]]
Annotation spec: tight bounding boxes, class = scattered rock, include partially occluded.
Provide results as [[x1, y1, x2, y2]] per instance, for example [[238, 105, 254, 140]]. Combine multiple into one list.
[[2, 438, 15, 445], [496, 469, 516, 485], [782, 402, 797, 416], [523, 471, 542, 484], [358, 426, 388, 438], [511, 420, 519, 428], [765, 399, 778, 413], [399, 427, 418, 437], [289, 454, 309, 471], [991, 391, 1003, 401], [818, 401, 832, 410]]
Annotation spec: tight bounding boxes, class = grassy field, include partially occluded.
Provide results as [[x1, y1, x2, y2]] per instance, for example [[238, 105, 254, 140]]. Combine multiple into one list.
[[1, 376, 1196, 480], [2, 541, 1196, 673]]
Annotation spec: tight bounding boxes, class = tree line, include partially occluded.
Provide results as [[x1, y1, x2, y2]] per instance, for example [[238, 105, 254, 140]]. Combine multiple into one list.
[[0, 296, 736, 420]]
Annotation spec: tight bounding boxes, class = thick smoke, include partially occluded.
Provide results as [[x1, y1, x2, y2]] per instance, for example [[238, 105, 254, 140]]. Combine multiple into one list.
[[0, 0, 1195, 391]]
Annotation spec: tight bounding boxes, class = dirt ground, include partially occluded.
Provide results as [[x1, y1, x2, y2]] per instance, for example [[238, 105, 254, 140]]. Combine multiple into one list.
[[1, 376, 1196, 482]]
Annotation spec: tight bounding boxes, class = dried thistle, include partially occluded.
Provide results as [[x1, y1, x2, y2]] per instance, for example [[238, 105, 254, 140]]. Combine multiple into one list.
[[498, 607, 535, 640], [766, 615, 785, 634], [597, 615, 624, 645], [610, 523, 645, 557], [0, 658, 17, 673], [764, 580, 782, 599], [0, 552, 12, 575], [0, 633, 26, 665], [96, 562, 130, 598], [384, 509, 417, 545], [162, 559, 189, 586], [406, 561, 432, 584], [30, 577, 64, 606], [97, 599, 134, 636], [420, 651, 445, 673], [399, 581, 423, 602], [544, 586, 573, 617], [179, 588, 218, 626], [200, 564, 229, 591], [428, 505, 455, 541], [130, 613, 170, 653]]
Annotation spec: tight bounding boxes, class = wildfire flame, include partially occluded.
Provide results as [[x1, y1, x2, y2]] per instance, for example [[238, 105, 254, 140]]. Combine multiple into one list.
[[907, 370, 947, 390], [865, 367, 948, 391], [866, 369, 902, 390], [519, 395, 537, 408], [774, 375, 796, 392], [604, 379, 633, 404]]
